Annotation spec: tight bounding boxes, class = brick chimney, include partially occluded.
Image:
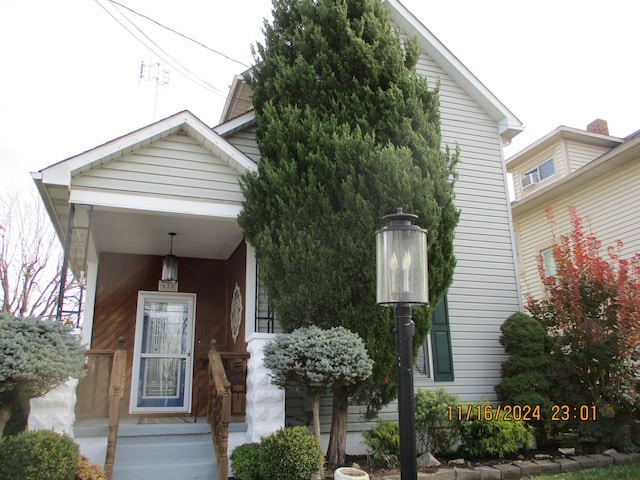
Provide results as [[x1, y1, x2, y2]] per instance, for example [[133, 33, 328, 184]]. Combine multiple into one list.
[[587, 119, 609, 136]]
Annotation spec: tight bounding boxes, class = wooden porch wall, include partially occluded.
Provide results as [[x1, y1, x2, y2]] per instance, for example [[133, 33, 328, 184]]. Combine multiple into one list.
[[89, 245, 246, 418]]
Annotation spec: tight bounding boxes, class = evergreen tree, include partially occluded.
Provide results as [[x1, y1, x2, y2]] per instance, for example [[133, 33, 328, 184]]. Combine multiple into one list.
[[263, 326, 373, 442], [238, 0, 459, 465]]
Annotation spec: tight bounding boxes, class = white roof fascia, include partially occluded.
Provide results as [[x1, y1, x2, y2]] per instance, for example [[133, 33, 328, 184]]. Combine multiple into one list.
[[506, 126, 624, 170], [35, 112, 194, 187], [220, 75, 246, 124], [214, 110, 257, 137], [69, 188, 243, 219], [383, 0, 523, 142], [184, 113, 257, 173], [32, 110, 256, 188]]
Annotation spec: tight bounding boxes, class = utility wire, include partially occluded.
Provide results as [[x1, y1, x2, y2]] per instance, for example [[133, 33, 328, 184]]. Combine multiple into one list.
[[93, 0, 226, 97], [108, 0, 251, 69]]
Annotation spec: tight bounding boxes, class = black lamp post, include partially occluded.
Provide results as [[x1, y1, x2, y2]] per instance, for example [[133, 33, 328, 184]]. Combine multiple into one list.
[[376, 208, 428, 480]]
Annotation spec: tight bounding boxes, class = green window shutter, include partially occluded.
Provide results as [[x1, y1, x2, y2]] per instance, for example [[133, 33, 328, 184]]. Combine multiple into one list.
[[431, 296, 454, 382]]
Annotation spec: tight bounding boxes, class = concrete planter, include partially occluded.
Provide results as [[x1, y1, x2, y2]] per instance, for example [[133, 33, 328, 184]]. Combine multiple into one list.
[[334, 466, 369, 480]]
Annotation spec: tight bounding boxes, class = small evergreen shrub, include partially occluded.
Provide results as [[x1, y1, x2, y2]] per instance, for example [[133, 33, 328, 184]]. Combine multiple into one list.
[[414, 387, 461, 454], [230, 442, 263, 480], [459, 407, 534, 458], [0, 429, 79, 480], [362, 420, 400, 468], [495, 312, 553, 439], [259, 426, 324, 480], [75, 455, 106, 480]]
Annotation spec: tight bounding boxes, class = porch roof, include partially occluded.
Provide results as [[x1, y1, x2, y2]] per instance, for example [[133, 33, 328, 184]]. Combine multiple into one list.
[[31, 111, 257, 273]]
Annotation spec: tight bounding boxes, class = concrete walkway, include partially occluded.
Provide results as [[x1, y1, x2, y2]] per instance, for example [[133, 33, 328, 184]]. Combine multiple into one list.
[[380, 451, 640, 479]]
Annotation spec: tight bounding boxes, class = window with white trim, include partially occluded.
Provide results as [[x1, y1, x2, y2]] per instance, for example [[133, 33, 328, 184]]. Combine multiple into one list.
[[541, 247, 556, 277], [415, 296, 454, 381], [521, 158, 555, 188]]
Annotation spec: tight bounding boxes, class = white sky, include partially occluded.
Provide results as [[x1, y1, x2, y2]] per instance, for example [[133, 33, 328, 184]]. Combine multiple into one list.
[[1, 0, 638, 193]]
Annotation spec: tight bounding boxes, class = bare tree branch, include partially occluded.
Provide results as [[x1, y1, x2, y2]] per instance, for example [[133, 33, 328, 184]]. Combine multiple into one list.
[[0, 188, 80, 322]]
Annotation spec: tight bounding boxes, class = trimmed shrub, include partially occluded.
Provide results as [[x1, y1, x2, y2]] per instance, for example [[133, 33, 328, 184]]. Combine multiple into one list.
[[459, 407, 534, 458], [230, 442, 263, 480], [75, 455, 106, 480], [0, 429, 79, 480], [362, 420, 400, 468], [495, 312, 553, 439], [0, 314, 86, 436], [259, 426, 324, 480], [414, 387, 460, 454]]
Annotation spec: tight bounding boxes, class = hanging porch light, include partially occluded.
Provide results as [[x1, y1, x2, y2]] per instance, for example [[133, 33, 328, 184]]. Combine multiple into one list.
[[159, 232, 179, 291]]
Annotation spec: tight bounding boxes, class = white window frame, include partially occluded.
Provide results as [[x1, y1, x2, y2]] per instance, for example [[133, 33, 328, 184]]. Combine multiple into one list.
[[415, 333, 434, 378], [540, 247, 556, 277], [522, 158, 555, 189]]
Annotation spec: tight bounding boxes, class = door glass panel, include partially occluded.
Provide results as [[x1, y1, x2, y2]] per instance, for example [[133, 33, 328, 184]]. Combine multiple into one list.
[[131, 293, 195, 413], [142, 300, 188, 355]]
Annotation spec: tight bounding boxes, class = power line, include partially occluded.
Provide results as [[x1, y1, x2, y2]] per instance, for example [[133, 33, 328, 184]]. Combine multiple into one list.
[[108, 0, 251, 69], [93, 0, 227, 97]]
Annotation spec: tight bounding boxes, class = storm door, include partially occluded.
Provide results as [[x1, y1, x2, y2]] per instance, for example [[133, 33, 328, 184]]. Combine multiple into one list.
[[130, 292, 196, 413]]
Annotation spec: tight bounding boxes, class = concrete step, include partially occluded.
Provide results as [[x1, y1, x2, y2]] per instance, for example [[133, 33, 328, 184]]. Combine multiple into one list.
[[112, 421, 217, 480], [74, 418, 249, 480]]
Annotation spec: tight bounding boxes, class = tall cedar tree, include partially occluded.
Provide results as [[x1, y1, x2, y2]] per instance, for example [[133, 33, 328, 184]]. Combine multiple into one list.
[[238, 0, 459, 465]]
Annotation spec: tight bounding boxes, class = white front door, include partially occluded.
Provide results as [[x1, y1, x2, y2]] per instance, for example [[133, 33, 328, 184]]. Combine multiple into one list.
[[130, 291, 196, 413]]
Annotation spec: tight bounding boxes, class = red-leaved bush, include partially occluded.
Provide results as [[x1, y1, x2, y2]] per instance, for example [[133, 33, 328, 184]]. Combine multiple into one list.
[[526, 206, 640, 450]]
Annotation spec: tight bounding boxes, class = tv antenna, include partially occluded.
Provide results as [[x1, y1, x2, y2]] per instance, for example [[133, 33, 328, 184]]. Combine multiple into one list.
[[139, 60, 170, 120]]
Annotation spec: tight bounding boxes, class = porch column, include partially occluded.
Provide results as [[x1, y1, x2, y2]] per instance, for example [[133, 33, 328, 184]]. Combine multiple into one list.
[[80, 258, 99, 347], [245, 334, 285, 442]]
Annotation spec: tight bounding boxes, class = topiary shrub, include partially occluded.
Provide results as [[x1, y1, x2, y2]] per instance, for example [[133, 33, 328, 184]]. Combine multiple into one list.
[[495, 312, 554, 441], [230, 442, 263, 480], [259, 426, 324, 480], [0, 314, 86, 437], [459, 406, 534, 459], [414, 387, 461, 454], [75, 455, 106, 480], [263, 325, 373, 442], [362, 420, 399, 468], [0, 429, 79, 479]]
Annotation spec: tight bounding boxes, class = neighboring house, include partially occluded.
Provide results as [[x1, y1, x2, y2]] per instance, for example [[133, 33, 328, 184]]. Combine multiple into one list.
[[507, 119, 640, 303], [30, 0, 523, 477]]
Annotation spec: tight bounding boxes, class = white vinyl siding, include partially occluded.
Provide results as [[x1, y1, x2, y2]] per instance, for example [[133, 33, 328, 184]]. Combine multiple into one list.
[[226, 127, 261, 164], [516, 158, 640, 302], [565, 140, 610, 172], [72, 134, 244, 205], [401, 43, 518, 403]]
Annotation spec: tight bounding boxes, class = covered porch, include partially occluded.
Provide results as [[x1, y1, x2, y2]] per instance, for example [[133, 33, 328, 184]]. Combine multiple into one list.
[[30, 111, 285, 479]]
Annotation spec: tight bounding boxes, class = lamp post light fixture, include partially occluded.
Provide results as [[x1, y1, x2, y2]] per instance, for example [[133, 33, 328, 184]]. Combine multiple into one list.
[[376, 208, 428, 480]]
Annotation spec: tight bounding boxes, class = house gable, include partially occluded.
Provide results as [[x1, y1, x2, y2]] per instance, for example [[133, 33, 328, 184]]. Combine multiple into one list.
[[72, 132, 245, 205], [507, 126, 624, 202], [31, 110, 257, 272], [384, 0, 522, 143], [218, 1, 523, 144]]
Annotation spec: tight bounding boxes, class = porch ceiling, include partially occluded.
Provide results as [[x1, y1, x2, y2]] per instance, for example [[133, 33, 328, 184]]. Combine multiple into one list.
[[91, 208, 244, 260]]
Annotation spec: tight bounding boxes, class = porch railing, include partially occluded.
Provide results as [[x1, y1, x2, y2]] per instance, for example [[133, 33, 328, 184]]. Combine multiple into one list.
[[75, 339, 127, 480], [207, 340, 232, 480]]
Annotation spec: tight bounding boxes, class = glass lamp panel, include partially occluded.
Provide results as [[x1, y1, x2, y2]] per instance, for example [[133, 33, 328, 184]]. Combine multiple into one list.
[[162, 254, 179, 282], [376, 227, 428, 305]]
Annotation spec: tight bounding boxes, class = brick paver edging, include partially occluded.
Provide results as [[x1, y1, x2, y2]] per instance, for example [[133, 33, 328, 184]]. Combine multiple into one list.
[[378, 451, 640, 480]]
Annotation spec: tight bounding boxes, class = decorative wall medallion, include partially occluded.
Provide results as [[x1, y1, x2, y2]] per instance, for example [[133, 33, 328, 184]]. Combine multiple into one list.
[[230, 283, 243, 344]]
